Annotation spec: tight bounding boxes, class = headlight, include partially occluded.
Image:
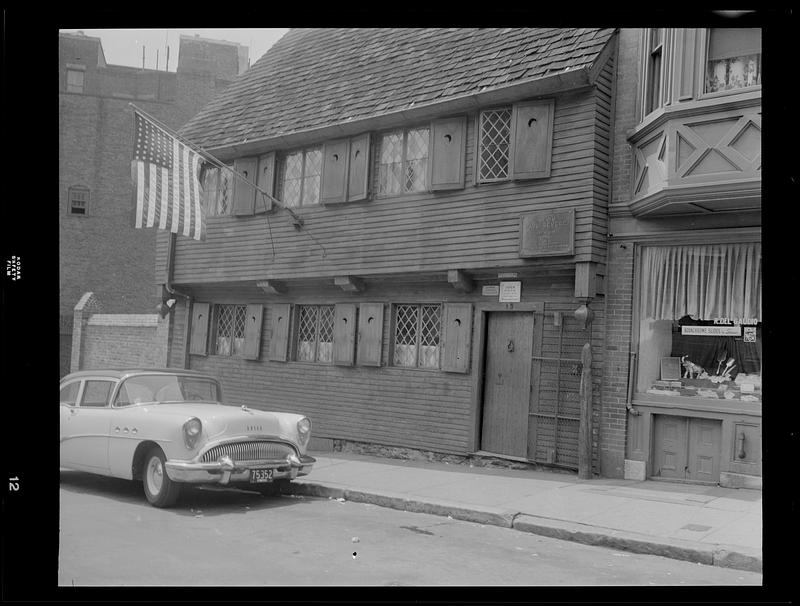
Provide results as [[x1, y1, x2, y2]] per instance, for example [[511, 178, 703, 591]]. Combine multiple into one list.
[[183, 417, 202, 449], [297, 417, 311, 443]]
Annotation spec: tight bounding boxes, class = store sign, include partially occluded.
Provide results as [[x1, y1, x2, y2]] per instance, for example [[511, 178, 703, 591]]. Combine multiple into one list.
[[681, 326, 742, 337], [499, 281, 521, 303], [519, 209, 574, 257], [482, 285, 500, 296]]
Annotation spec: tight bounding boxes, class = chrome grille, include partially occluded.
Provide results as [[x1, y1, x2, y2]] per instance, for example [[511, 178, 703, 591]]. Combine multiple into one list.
[[201, 441, 296, 463]]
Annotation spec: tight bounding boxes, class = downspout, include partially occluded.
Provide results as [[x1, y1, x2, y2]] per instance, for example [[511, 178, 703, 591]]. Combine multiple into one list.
[[161, 233, 193, 369], [626, 350, 640, 416]]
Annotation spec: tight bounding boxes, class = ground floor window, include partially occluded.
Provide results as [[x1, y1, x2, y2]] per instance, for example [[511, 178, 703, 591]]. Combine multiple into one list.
[[636, 242, 762, 402], [214, 304, 247, 356], [393, 304, 441, 369], [296, 305, 335, 363]]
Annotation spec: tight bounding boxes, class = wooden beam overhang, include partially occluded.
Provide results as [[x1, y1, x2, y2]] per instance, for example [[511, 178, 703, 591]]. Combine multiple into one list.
[[447, 269, 474, 293], [334, 275, 365, 292], [256, 280, 288, 295]]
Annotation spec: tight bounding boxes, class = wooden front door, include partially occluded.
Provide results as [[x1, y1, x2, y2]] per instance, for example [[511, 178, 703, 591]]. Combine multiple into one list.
[[480, 312, 533, 457]]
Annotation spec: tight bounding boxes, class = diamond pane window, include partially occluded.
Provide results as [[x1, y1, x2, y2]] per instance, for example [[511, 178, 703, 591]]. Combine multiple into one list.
[[296, 305, 335, 363], [478, 108, 512, 182], [202, 166, 233, 216], [214, 304, 246, 356], [378, 132, 404, 195], [393, 304, 441, 368], [278, 148, 321, 208], [378, 128, 429, 195]]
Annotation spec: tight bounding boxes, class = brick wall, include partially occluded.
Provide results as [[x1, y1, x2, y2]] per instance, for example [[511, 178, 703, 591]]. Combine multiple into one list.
[[69, 292, 170, 372], [599, 29, 641, 478], [599, 241, 635, 477]]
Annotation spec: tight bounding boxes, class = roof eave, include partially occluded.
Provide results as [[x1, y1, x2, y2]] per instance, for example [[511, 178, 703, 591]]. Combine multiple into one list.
[[199, 67, 594, 161]]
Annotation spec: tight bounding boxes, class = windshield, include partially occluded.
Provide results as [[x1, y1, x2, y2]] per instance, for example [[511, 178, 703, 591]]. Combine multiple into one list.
[[114, 375, 221, 406]]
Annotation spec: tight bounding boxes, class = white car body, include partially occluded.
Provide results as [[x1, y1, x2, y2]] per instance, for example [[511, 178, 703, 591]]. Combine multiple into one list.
[[60, 369, 315, 506]]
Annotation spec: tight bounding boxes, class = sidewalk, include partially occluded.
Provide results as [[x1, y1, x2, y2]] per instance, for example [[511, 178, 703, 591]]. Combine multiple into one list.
[[284, 451, 762, 573]]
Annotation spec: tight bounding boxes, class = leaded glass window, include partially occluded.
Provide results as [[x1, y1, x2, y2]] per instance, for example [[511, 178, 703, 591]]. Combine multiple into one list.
[[478, 108, 512, 182], [393, 304, 441, 369], [378, 128, 429, 195], [297, 305, 335, 363], [214, 304, 247, 356], [277, 148, 322, 208], [202, 165, 233, 216]]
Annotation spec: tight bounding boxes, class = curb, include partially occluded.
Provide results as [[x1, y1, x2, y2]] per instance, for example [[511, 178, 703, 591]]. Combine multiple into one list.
[[282, 481, 762, 574]]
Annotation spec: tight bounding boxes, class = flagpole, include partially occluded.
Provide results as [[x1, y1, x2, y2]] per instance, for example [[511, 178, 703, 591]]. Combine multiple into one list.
[[128, 103, 305, 227]]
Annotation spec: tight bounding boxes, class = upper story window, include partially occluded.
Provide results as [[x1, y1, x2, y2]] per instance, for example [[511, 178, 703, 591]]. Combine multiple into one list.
[[202, 165, 234, 216], [68, 187, 89, 216], [277, 147, 322, 208], [477, 108, 512, 182], [378, 127, 429, 195], [644, 28, 665, 115], [705, 28, 761, 94], [66, 68, 85, 93]]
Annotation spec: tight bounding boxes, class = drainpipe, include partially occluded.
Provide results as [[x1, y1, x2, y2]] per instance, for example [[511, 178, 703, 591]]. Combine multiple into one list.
[[626, 350, 639, 416]]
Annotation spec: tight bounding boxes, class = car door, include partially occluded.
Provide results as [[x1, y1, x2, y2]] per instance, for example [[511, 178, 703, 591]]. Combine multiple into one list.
[[60, 378, 116, 473]]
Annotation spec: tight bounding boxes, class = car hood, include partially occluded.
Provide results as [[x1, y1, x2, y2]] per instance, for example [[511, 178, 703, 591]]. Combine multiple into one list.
[[136, 402, 305, 444]]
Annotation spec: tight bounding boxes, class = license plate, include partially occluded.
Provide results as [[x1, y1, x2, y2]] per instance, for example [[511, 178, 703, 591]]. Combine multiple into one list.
[[249, 469, 274, 483]]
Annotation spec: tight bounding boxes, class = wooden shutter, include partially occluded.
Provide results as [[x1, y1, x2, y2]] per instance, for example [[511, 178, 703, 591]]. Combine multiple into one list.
[[242, 304, 264, 360], [347, 133, 371, 201], [268, 304, 291, 361], [232, 157, 258, 215], [189, 302, 210, 356], [357, 303, 384, 366], [255, 152, 276, 214], [430, 116, 466, 190], [333, 303, 357, 366], [510, 99, 554, 180], [441, 303, 473, 373], [321, 139, 350, 204]]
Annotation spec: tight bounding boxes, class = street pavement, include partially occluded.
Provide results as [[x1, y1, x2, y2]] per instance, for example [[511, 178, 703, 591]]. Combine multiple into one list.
[[285, 451, 762, 573]]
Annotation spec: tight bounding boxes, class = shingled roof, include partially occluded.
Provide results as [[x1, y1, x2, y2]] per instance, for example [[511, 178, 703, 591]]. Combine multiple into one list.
[[180, 28, 616, 150]]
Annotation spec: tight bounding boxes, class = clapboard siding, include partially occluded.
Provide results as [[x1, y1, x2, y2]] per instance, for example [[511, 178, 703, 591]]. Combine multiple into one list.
[[165, 89, 609, 284], [173, 277, 587, 454]]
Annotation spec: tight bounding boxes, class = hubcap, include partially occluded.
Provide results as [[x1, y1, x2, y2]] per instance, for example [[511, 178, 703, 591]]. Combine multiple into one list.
[[146, 456, 164, 495]]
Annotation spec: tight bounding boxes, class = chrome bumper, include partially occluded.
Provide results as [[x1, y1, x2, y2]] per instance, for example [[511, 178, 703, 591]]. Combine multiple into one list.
[[165, 454, 315, 485]]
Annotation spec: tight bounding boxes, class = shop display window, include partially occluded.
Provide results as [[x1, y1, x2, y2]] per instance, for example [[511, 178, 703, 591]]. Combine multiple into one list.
[[636, 243, 762, 403]]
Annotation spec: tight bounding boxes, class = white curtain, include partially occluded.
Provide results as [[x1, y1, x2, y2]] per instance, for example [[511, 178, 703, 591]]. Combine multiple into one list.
[[641, 243, 761, 321]]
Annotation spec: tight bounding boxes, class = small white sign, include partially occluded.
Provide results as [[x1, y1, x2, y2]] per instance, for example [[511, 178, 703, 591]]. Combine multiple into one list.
[[499, 281, 521, 303], [482, 285, 500, 296], [681, 326, 741, 337]]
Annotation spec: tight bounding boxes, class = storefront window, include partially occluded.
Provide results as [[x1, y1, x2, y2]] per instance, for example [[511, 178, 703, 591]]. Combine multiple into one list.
[[636, 243, 762, 402]]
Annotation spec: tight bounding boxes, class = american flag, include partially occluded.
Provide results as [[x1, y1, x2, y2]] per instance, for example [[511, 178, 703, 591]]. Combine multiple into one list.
[[131, 110, 206, 241]]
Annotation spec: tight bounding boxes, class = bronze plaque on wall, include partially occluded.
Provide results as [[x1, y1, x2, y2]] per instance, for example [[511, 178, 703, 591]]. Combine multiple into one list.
[[519, 209, 575, 257]]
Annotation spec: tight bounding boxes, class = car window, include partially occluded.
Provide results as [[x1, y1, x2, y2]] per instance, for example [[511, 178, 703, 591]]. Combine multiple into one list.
[[114, 381, 154, 407], [60, 381, 81, 406], [80, 380, 115, 408]]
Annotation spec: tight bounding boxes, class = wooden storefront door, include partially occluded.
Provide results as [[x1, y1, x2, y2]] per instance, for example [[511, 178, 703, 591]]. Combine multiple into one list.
[[653, 415, 722, 483], [480, 312, 533, 457]]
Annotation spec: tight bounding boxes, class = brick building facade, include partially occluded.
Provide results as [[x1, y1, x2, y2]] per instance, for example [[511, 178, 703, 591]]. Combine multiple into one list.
[[59, 32, 248, 377]]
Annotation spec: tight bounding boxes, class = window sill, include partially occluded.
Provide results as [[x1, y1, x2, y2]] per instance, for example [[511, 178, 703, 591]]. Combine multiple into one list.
[[632, 393, 761, 417]]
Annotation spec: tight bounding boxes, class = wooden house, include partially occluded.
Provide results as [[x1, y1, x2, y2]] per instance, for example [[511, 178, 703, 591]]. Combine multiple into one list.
[[158, 28, 618, 473]]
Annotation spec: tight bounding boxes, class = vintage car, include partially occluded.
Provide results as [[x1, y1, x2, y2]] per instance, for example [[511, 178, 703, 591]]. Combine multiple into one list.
[[59, 369, 315, 507]]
